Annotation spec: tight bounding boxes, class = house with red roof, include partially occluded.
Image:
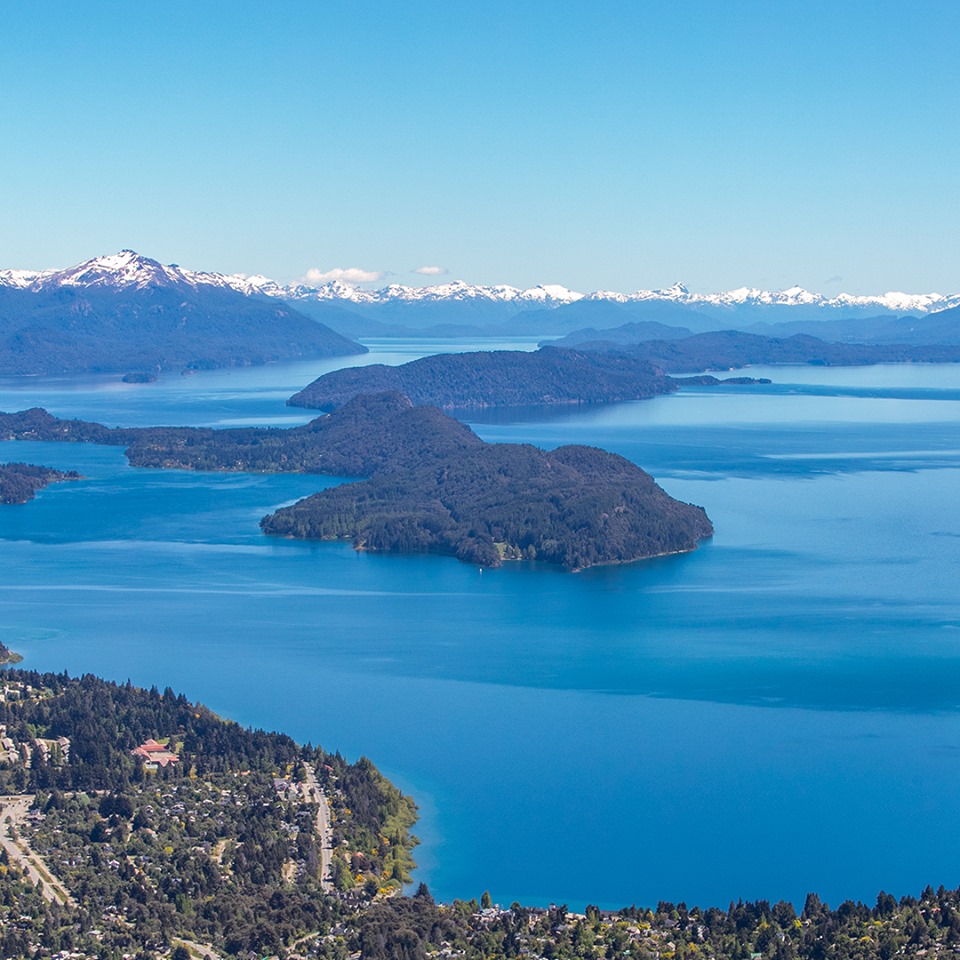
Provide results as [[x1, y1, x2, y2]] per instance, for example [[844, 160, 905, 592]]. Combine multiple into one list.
[[131, 738, 179, 769]]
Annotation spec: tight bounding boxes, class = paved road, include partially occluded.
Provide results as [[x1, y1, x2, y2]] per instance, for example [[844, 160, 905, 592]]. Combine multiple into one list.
[[174, 938, 225, 960], [301, 764, 333, 892], [0, 794, 76, 907]]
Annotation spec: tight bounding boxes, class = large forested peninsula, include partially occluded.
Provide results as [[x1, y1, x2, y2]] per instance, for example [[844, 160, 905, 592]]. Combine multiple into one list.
[[0, 669, 417, 958], [289, 333, 960, 411], [4, 670, 960, 960], [0, 393, 712, 569], [0, 462, 81, 503]]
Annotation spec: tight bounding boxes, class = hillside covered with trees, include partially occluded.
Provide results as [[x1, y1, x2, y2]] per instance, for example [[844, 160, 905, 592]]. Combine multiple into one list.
[[4, 669, 960, 959], [578, 330, 960, 370], [262, 441, 713, 569], [0, 462, 81, 503], [0, 393, 713, 569], [0, 669, 417, 958], [0, 252, 366, 375], [288, 334, 960, 411], [287, 347, 677, 410]]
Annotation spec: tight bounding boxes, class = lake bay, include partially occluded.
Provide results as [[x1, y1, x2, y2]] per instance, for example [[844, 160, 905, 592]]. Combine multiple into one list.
[[2, 347, 959, 910]]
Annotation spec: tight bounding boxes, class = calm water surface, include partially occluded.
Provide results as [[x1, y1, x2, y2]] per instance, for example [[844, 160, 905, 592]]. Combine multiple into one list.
[[2, 351, 960, 909]]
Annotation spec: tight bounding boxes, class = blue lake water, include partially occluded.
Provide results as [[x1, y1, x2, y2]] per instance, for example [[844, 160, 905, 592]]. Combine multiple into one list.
[[2, 351, 960, 910]]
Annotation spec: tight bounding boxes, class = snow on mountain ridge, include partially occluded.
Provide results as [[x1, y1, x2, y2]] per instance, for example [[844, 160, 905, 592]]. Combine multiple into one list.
[[1, 251, 958, 315], [0, 268, 54, 288], [37, 250, 187, 290]]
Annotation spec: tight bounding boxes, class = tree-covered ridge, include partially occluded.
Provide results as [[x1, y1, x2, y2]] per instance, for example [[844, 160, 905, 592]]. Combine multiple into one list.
[[0, 279, 366, 375], [287, 334, 960, 412], [348, 885, 960, 960], [0, 669, 417, 957], [0, 461, 81, 503], [0, 394, 713, 569], [0, 393, 479, 477], [287, 346, 677, 410], [261, 441, 713, 569], [581, 330, 960, 372], [4, 670, 960, 959]]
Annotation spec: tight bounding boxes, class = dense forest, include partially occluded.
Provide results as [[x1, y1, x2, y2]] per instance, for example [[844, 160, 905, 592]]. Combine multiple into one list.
[[0, 394, 480, 477], [343, 884, 960, 960], [0, 669, 417, 958], [287, 347, 677, 410], [262, 441, 713, 569], [3, 669, 960, 959], [0, 393, 713, 569], [288, 334, 960, 411], [582, 330, 960, 371], [0, 461, 80, 503], [0, 270, 365, 375]]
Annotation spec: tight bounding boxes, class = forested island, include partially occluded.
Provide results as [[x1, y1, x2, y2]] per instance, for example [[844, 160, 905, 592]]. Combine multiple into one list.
[[0, 461, 81, 503], [261, 437, 712, 569], [289, 333, 960, 411], [0, 394, 713, 569], [3, 669, 960, 960], [288, 348, 677, 410]]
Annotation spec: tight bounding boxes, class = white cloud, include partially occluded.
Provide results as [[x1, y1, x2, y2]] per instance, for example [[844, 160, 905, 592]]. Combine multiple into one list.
[[413, 265, 448, 276], [304, 266, 385, 285]]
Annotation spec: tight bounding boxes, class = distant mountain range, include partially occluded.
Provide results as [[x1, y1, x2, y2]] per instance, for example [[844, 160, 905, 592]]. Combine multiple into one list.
[[0, 250, 365, 375], [2, 250, 959, 350]]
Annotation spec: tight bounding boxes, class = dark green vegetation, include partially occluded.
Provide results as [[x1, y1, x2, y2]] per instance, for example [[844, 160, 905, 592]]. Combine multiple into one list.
[[0, 670, 417, 958], [0, 274, 365, 375], [1, 672, 960, 959], [288, 347, 677, 410], [0, 395, 478, 477], [0, 462, 81, 504], [0, 394, 713, 569], [672, 375, 772, 386], [0, 641, 22, 664], [351, 886, 960, 960], [262, 440, 713, 569], [289, 333, 960, 411], [578, 330, 960, 371]]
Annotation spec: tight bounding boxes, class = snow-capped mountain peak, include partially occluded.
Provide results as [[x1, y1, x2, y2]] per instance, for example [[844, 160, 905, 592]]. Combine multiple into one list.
[[519, 284, 583, 303], [34, 249, 188, 291], [1, 251, 958, 319]]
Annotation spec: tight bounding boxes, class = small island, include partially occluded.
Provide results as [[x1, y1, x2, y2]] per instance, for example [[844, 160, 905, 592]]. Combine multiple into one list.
[[0, 462, 81, 504], [0, 394, 713, 569], [672, 374, 772, 386]]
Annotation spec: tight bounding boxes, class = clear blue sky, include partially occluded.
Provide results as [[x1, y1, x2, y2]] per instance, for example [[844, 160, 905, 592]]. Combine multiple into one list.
[[2, 0, 957, 294]]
